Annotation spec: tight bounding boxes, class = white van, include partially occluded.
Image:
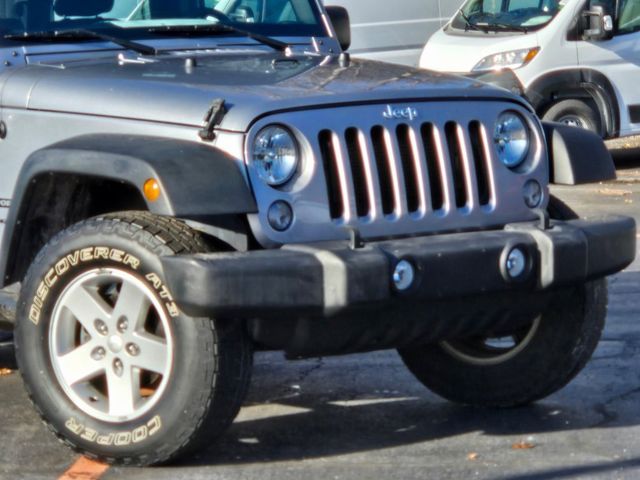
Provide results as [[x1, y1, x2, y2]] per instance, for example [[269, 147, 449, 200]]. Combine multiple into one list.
[[420, 0, 640, 139]]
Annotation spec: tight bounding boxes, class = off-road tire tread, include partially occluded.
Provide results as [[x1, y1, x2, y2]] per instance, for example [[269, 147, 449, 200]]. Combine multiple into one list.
[[398, 197, 608, 407], [15, 211, 252, 466]]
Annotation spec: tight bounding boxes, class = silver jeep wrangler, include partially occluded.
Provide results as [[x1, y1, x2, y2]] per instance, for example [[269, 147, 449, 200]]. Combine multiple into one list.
[[0, 0, 634, 466]]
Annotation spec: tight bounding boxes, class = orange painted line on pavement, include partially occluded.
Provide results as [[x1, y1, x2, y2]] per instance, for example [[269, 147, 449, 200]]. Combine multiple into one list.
[[58, 456, 109, 480]]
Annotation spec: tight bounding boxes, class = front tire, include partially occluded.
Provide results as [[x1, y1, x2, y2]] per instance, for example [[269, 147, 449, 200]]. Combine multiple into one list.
[[542, 99, 604, 137], [15, 212, 252, 465], [398, 197, 607, 407]]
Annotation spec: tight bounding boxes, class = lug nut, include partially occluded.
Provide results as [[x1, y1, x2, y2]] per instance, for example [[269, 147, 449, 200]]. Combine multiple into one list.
[[94, 319, 108, 336], [126, 343, 140, 356], [113, 358, 124, 377], [117, 317, 129, 333], [91, 346, 106, 361]]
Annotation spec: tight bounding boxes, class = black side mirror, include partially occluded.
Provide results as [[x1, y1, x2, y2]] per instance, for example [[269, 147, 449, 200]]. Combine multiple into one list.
[[583, 3, 614, 40], [325, 6, 351, 51]]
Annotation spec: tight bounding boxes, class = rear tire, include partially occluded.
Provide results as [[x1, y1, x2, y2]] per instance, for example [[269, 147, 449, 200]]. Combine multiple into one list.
[[542, 99, 604, 137], [398, 197, 607, 407], [15, 212, 252, 465]]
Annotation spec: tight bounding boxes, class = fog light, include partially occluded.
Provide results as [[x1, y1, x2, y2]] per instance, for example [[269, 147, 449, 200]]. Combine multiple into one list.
[[523, 180, 543, 208], [393, 260, 415, 291], [506, 248, 527, 279], [267, 201, 293, 231]]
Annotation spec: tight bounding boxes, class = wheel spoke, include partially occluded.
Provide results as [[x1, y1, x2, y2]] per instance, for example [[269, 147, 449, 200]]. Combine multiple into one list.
[[50, 266, 175, 422], [63, 286, 111, 334], [106, 362, 140, 417], [56, 341, 104, 386], [131, 332, 169, 374], [112, 280, 151, 330]]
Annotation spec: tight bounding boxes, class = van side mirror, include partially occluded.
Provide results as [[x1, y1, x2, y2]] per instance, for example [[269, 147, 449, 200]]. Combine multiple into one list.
[[583, 3, 614, 40], [325, 6, 351, 51]]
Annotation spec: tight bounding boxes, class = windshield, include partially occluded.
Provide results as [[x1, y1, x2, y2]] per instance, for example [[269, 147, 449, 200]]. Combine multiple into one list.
[[452, 0, 566, 32], [0, 0, 325, 38]]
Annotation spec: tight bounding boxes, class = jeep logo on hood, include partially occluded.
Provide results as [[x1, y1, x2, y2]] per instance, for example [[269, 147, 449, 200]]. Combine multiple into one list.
[[382, 105, 419, 121]]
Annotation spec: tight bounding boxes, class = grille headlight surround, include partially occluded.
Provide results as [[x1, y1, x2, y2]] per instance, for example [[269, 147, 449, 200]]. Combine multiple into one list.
[[494, 112, 530, 169], [252, 125, 299, 186]]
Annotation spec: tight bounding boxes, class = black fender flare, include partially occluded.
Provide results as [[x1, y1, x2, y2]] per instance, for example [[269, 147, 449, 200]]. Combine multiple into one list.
[[0, 134, 257, 284], [526, 68, 620, 138], [543, 122, 616, 185]]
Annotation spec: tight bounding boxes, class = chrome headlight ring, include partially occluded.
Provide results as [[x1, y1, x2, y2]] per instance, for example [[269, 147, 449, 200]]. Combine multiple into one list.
[[252, 125, 299, 186], [494, 112, 530, 169]]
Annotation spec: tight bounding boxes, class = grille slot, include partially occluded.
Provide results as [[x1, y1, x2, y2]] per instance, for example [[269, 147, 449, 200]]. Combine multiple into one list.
[[396, 124, 421, 214], [444, 121, 469, 209], [371, 125, 396, 216], [345, 127, 371, 218], [318, 116, 498, 223], [469, 121, 492, 206], [318, 129, 344, 219], [421, 122, 444, 211]]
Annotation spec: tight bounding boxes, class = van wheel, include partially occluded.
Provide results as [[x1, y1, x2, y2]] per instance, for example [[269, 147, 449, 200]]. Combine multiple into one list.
[[542, 99, 604, 137], [397, 197, 607, 407], [15, 212, 252, 466]]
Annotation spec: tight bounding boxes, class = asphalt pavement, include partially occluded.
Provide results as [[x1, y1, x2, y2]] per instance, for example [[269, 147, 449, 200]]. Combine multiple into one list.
[[2, 148, 640, 480]]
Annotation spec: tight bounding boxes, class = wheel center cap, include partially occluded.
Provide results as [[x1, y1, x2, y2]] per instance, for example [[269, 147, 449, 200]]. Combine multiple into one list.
[[107, 335, 123, 353]]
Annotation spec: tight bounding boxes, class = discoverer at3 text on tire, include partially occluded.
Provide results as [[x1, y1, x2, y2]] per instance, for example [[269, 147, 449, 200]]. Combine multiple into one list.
[[14, 212, 252, 466]]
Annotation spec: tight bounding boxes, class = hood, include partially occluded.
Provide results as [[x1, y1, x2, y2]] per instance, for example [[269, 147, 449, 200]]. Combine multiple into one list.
[[1, 51, 525, 132]]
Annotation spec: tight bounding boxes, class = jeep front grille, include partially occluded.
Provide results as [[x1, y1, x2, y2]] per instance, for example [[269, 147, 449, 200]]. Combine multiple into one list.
[[318, 120, 494, 223], [246, 101, 547, 245]]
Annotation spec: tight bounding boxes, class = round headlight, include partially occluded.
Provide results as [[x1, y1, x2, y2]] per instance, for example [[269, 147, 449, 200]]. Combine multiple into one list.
[[494, 112, 530, 168], [252, 125, 299, 186]]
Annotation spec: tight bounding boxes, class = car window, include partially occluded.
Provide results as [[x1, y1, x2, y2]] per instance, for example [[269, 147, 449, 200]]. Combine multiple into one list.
[[618, 0, 640, 33], [454, 0, 564, 31], [0, 0, 324, 37], [468, 0, 560, 14]]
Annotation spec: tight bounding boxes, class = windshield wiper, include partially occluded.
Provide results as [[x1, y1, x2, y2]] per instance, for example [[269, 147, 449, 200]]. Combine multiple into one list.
[[476, 18, 529, 33], [458, 9, 487, 32], [147, 24, 289, 52], [5, 28, 157, 55], [488, 22, 528, 33]]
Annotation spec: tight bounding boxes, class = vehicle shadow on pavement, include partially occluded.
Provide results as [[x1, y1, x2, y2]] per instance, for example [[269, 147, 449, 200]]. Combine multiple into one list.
[[612, 147, 640, 169], [184, 397, 630, 466], [168, 270, 640, 473]]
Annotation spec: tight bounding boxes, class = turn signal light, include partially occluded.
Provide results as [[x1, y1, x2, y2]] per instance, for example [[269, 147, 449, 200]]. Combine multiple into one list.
[[143, 178, 161, 202]]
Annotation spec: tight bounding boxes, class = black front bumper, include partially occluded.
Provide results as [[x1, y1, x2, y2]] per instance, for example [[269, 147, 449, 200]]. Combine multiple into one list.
[[161, 216, 635, 319]]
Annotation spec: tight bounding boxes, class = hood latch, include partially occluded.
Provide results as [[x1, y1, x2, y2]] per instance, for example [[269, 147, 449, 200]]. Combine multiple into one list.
[[199, 98, 226, 141]]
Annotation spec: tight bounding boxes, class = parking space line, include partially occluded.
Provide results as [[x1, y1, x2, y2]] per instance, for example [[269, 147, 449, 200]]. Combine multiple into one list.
[[58, 456, 109, 480]]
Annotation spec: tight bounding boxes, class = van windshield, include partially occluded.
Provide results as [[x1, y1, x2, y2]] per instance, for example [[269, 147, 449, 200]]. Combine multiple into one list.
[[452, 0, 565, 33]]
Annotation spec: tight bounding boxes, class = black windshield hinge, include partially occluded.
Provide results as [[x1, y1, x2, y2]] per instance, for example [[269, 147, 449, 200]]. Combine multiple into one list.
[[198, 98, 226, 141]]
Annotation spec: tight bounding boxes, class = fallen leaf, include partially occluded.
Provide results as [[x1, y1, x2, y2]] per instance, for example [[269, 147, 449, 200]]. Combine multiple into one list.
[[0, 368, 12, 376], [59, 456, 108, 480], [467, 452, 479, 461], [598, 188, 632, 196], [512, 441, 536, 450]]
